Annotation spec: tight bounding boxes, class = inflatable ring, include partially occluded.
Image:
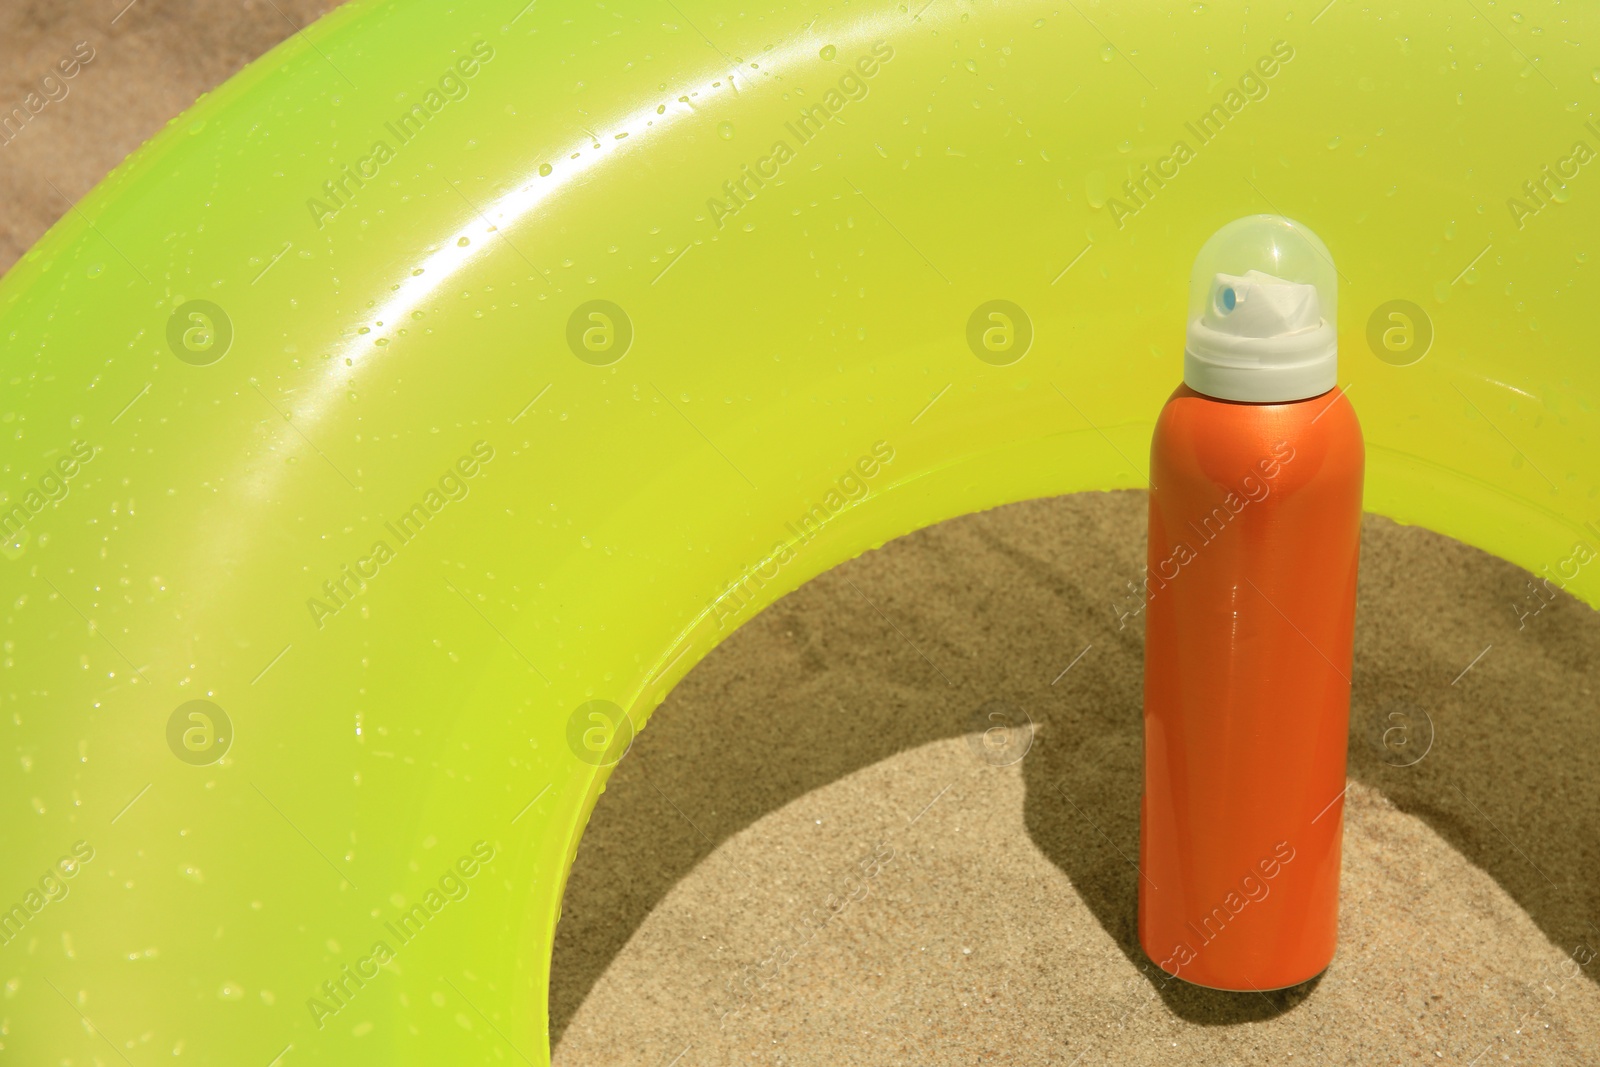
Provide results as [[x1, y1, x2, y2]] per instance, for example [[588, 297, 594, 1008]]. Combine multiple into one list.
[[4, 1, 1595, 1062]]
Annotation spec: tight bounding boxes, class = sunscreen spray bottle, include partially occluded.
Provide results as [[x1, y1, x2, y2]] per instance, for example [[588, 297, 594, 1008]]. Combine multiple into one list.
[[1138, 215, 1363, 990]]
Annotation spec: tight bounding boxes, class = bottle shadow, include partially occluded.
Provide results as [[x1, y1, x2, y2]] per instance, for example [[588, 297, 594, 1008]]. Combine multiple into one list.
[[1015, 612, 1326, 1024], [550, 492, 1600, 1043]]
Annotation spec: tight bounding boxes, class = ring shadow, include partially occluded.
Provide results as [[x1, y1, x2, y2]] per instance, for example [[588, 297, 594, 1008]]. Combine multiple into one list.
[[549, 491, 1600, 1044]]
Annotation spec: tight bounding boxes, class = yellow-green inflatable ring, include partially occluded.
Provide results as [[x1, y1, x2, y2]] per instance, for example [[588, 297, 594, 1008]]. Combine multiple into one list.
[[3, 1, 1596, 1062]]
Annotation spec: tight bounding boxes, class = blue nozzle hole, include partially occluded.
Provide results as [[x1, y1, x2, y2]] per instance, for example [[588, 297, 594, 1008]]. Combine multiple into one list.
[[1219, 287, 1236, 313]]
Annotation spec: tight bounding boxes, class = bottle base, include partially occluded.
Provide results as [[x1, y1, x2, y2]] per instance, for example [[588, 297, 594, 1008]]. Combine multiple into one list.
[[1154, 968, 1328, 993], [1141, 939, 1333, 993]]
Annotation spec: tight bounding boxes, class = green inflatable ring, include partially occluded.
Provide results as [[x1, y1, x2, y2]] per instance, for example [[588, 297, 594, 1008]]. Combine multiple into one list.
[[3, 1, 1596, 1062]]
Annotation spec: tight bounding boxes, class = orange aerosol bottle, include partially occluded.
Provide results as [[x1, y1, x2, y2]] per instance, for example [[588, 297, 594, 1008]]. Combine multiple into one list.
[[1138, 215, 1363, 991]]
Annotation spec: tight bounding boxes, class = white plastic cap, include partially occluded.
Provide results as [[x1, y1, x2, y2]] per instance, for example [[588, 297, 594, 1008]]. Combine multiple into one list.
[[1184, 215, 1338, 403]]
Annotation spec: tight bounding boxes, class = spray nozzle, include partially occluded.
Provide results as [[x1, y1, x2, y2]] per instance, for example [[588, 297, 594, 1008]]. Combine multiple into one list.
[[1203, 270, 1321, 338], [1184, 216, 1338, 403]]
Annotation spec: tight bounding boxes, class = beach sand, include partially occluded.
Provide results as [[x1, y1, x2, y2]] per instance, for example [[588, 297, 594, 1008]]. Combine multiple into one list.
[[552, 493, 1600, 1065], [0, 0, 334, 274]]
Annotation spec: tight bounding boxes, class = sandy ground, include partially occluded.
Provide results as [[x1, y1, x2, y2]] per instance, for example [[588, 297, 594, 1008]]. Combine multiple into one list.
[[0, 0, 333, 274], [552, 493, 1600, 1065], [4, 6, 1598, 1065]]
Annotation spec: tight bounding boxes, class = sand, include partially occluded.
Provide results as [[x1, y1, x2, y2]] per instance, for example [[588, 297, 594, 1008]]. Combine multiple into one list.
[[4, 8, 1598, 1064], [552, 493, 1600, 1065], [0, 0, 334, 274]]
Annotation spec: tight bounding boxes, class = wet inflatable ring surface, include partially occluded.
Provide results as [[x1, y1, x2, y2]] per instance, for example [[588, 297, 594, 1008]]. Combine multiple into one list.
[[3, 1, 1597, 1062]]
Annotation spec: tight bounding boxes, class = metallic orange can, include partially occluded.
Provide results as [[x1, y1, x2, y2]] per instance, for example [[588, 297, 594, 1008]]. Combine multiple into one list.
[[1138, 216, 1364, 990]]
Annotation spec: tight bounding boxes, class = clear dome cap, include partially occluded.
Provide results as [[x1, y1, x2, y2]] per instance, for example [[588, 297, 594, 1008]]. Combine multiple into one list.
[[1183, 215, 1338, 403]]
